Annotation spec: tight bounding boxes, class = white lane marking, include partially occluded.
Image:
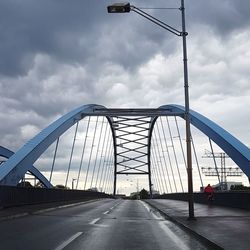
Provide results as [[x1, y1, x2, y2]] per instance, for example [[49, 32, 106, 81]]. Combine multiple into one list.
[[33, 199, 101, 215], [110, 201, 121, 210], [89, 217, 100, 225], [103, 200, 121, 215], [140, 201, 151, 213], [54, 232, 83, 250], [140, 200, 160, 219]]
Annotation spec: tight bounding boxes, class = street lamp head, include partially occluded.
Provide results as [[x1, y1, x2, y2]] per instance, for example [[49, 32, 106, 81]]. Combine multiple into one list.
[[107, 3, 131, 13]]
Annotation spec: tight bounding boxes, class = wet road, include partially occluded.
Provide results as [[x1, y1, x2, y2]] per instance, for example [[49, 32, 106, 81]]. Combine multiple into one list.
[[0, 199, 208, 250]]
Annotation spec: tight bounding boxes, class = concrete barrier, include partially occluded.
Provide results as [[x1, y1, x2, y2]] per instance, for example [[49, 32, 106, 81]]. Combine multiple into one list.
[[0, 185, 113, 207], [157, 191, 250, 210]]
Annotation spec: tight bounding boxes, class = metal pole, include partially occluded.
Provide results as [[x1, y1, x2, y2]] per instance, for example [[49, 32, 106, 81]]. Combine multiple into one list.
[[181, 0, 194, 219]]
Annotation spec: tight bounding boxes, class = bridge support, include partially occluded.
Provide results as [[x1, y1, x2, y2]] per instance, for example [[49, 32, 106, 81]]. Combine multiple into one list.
[[1, 103, 250, 213]]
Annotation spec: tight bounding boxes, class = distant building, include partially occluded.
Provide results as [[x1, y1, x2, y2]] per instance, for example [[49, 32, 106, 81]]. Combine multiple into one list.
[[213, 182, 242, 191], [115, 194, 126, 198], [87, 187, 98, 192], [152, 189, 160, 196], [130, 191, 140, 199]]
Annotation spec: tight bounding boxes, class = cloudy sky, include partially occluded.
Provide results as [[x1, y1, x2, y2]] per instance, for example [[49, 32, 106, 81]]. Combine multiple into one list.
[[0, 0, 250, 191]]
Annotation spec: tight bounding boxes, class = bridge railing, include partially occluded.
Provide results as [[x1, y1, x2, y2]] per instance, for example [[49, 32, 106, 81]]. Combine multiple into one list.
[[0, 185, 113, 208], [158, 191, 250, 210]]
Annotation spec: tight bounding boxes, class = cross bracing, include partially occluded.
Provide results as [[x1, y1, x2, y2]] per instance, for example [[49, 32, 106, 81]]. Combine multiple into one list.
[[114, 116, 150, 175]]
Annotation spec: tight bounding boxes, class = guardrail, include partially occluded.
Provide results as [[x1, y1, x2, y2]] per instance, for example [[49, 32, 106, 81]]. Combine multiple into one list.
[[0, 186, 113, 208], [157, 191, 250, 210]]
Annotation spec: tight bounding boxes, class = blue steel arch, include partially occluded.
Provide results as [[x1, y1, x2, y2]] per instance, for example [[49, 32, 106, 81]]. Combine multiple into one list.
[[159, 104, 250, 178], [0, 104, 110, 186], [0, 103, 250, 187], [0, 146, 52, 188]]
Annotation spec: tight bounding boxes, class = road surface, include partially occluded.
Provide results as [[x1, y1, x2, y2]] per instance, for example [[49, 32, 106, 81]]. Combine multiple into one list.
[[0, 199, 208, 250]]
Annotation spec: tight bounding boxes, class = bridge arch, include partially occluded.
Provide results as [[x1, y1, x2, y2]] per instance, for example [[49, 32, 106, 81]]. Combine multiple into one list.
[[0, 103, 249, 189], [158, 104, 250, 178], [0, 146, 52, 188], [0, 104, 114, 186]]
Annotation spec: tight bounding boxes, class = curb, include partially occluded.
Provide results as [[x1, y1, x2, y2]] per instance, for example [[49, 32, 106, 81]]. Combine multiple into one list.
[[145, 201, 224, 250]]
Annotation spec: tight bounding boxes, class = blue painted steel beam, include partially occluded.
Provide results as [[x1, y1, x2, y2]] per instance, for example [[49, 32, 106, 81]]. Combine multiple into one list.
[[0, 104, 106, 186], [1, 103, 249, 187], [0, 146, 53, 188], [159, 104, 250, 178]]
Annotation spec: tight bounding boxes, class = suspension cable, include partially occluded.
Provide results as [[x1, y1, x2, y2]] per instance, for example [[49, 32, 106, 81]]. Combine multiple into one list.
[[153, 127, 172, 192], [84, 117, 99, 190], [106, 161, 114, 194], [164, 117, 184, 192], [152, 134, 169, 193], [191, 135, 204, 188], [151, 162, 161, 193], [174, 117, 187, 167], [90, 117, 105, 188], [95, 121, 109, 187], [49, 137, 60, 182], [151, 147, 165, 193], [65, 121, 79, 187], [104, 155, 114, 193], [98, 133, 112, 190], [109, 156, 115, 194], [76, 117, 90, 189], [157, 120, 177, 192], [102, 139, 113, 192], [209, 138, 221, 186]]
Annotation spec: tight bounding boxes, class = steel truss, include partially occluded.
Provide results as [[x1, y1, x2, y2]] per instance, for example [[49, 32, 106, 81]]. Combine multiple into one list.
[[114, 116, 150, 175], [93, 107, 183, 196], [1, 104, 250, 198]]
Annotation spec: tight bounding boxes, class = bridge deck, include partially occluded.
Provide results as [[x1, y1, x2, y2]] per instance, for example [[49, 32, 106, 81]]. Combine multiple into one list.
[[1, 199, 250, 249]]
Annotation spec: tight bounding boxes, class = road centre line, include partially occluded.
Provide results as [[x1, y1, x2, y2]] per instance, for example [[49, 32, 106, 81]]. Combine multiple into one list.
[[54, 232, 83, 250], [103, 210, 109, 214], [110, 201, 121, 210], [89, 217, 101, 225]]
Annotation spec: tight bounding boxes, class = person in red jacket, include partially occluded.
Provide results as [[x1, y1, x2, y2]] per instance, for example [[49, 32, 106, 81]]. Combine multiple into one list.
[[204, 184, 214, 202]]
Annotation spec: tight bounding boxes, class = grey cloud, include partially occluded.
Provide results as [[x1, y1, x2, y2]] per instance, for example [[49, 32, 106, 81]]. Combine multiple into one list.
[[0, 0, 112, 76], [0, 0, 186, 77], [187, 0, 250, 35], [0, 0, 250, 178]]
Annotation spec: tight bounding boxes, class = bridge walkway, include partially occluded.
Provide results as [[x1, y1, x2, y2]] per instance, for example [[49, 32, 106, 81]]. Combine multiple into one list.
[[147, 199, 250, 250]]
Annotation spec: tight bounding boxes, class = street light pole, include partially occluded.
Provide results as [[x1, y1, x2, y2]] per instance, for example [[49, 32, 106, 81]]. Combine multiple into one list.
[[72, 178, 77, 190], [107, 0, 195, 219], [180, 0, 194, 219]]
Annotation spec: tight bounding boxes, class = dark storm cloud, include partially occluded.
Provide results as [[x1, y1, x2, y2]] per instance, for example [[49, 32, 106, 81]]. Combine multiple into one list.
[[0, 0, 249, 147], [0, 0, 249, 190], [1, 0, 249, 77], [187, 0, 250, 34], [0, 0, 110, 76], [0, 0, 166, 77]]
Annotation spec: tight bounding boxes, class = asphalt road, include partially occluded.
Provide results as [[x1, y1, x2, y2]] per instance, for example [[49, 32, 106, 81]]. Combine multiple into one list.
[[0, 199, 209, 250]]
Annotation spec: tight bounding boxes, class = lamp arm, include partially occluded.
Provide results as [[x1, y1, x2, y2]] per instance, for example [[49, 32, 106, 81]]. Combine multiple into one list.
[[131, 6, 182, 37]]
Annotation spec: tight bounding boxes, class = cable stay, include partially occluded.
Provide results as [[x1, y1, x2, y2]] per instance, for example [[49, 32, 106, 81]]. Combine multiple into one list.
[[164, 117, 184, 192], [76, 116, 91, 189]]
